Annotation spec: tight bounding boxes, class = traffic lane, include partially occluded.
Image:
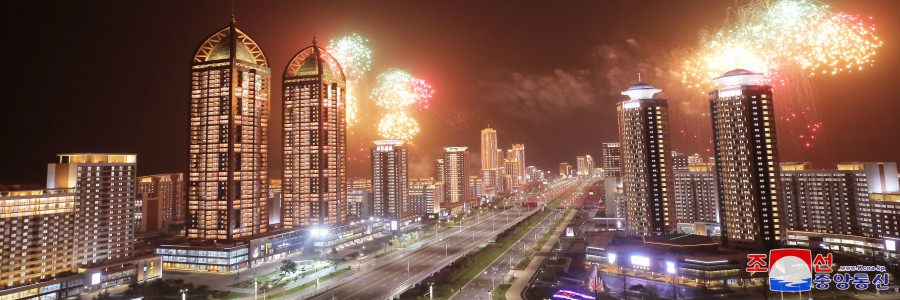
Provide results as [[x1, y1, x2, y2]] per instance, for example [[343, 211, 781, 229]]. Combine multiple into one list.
[[311, 206, 532, 299], [308, 184, 575, 299], [452, 192, 576, 299]]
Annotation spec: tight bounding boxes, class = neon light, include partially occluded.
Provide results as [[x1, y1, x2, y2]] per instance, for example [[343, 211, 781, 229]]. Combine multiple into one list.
[[718, 88, 743, 98], [621, 101, 641, 109], [553, 290, 597, 300], [631, 255, 650, 267]]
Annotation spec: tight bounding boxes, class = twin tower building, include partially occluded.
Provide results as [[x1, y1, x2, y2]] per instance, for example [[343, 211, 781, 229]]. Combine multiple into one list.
[[617, 70, 781, 251], [188, 20, 347, 243]]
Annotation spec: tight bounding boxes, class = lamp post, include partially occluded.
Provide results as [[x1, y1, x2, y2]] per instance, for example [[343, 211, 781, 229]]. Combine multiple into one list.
[[180, 288, 188, 300], [252, 275, 257, 300]]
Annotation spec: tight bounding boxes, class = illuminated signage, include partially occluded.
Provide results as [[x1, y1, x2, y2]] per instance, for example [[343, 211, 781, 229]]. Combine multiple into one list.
[[718, 88, 743, 98], [630, 255, 650, 267], [91, 273, 101, 285], [607, 253, 617, 264], [666, 261, 676, 274], [887, 240, 897, 251], [621, 100, 641, 109], [390, 220, 398, 231]]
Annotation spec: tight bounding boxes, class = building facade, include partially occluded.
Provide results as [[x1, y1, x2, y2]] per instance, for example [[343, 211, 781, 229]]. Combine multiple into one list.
[[673, 164, 719, 225], [0, 189, 76, 288], [408, 181, 442, 215], [282, 40, 347, 229], [346, 189, 373, 220], [136, 173, 184, 233], [441, 147, 469, 203], [47, 154, 137, 267], [187, 21, 270, 242], [601, 142, 622, 178], [709, 69, 782, 250], [577, 155, 595, 177], [559, 162, 573, 177], [616, 82, 675, 236], [371, 140, 408, 218], [480, 128, 501, 197], [510, 144, 526, 187]]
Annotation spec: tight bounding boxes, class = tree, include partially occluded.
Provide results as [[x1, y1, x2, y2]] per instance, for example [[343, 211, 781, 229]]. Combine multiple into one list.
[[93, 289, 112, 300], [280, 259, 298, 275]]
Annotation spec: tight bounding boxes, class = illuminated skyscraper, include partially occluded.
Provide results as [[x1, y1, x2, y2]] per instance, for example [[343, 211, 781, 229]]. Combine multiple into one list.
[[371, 140, 408, 218], [601, 142, 622, 178], [577, 155, 594, 177], [559, 162, 572, 177], [617, 82, 675, 236], [510, 144, 526, 187], [283, 39, 347, 228], [441, 147, 470, 203], [503, 158, 521, 189], [187, 20, 270, 242], [480, 127, 500, 197], [136, 173, 184, 233], [495, 150, 507, 193], [709, 69, 782, 250], [47, 154, 137, 267]]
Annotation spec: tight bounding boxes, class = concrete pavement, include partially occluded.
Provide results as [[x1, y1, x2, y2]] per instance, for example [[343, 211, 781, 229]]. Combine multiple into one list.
[[506, 205, 577, 300]]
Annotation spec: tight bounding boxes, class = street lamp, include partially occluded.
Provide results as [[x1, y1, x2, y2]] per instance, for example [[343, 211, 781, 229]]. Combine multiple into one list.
[[180, 288, 188, 300]]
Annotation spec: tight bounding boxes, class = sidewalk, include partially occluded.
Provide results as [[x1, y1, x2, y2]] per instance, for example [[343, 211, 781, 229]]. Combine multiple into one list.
[[506, 208, 576, 300]]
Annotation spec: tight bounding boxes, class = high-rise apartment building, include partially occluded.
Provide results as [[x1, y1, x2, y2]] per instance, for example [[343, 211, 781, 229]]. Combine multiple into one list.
[[709, 69, 782, 250], [504, 158, 519, 191], [371, 140, 408, 218], [136, 173, 184, 233], [436, 159, 444, 183], [47, 154, 137, 267], [441, 147, 470, 203], [408, 181, 442, 215], [672, 151, 689, 172], [481, 128, 501, 197], [616, 82, 675, 236], [346, 189, 373, 220], [687, 153, 704, 165], [0, 189, 76, 288], [349, 178, 372, 190], [495, 150, 507, 193], [188, 21, 270, 242], [268, 179, 282, 225], [577, 155, 595, 177], [601, 142, 622, 178], [673, 164, 719, 225], [510, 144, 526, 187], [283, 39, 347, 228], [781, 162, 899, 237], [468, 176, 483, 201], [559, 162, 572, 177]]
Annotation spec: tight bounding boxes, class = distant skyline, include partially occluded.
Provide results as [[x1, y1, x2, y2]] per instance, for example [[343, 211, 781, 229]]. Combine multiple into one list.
[[2, 0, 899, 185]]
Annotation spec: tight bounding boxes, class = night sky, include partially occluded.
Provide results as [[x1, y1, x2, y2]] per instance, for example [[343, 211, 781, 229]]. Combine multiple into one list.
[[2, 0, 899, 185]]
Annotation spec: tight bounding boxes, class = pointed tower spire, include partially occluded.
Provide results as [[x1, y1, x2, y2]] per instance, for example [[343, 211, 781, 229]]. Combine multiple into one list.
[[230, 0, 236, 24]]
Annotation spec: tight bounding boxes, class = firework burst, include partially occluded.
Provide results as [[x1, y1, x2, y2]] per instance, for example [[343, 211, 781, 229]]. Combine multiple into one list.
[[370, 69, 434, 140], [371, 69, 434, 110], [681, 0, 882, 90], [328, 34, 374, 127], [377, 111, 421, 141]]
